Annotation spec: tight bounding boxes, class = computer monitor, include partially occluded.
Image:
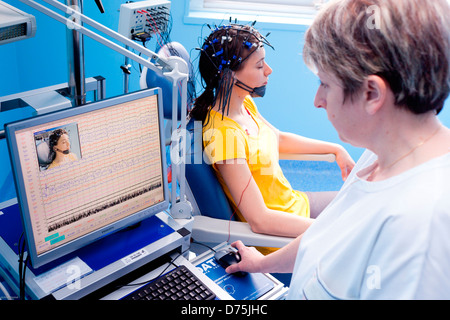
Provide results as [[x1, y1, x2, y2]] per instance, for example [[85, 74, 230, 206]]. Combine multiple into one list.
[[5, 88, 169, 269]]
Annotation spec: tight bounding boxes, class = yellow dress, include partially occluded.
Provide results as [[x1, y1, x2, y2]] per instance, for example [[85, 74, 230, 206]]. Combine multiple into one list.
[[203, 96, 310, 254]]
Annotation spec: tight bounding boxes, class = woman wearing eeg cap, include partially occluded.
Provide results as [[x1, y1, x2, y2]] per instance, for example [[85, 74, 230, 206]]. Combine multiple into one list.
[[189, 23, 355, 249], [47, 128, 78, 170], [225, 0, 450, 299]]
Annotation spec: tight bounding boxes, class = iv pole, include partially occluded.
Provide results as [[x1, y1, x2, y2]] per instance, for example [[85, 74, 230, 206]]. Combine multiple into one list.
[[18, 0, 192, 219]]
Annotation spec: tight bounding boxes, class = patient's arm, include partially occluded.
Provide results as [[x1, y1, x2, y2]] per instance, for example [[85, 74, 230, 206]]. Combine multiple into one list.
[[216, 160, 313, 238], [258, 113, 355, 181]]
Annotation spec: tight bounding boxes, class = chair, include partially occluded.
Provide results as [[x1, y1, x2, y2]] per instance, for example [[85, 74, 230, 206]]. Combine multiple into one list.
[[140, 41, 337, 250], [185, 119, 336, 248]]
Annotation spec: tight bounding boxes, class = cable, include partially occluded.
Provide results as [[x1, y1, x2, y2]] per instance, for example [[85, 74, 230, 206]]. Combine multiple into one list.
[[138, 10, 166, 50], [18, 233, 28, 300], [227, 173, 253, 243], [191, 240, 217, 253], [118, 246, 190, 289]]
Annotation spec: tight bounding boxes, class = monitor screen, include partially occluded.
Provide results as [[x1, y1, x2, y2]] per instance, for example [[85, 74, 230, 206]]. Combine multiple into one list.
[[6, 88, 169, 268]]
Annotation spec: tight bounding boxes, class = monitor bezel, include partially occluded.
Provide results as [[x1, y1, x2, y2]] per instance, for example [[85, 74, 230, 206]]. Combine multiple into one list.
[[6, 88, 169, 269]]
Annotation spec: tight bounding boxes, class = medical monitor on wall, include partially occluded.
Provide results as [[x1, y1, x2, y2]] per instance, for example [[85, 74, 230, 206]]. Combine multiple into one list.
[[6, 88, 169, 269]]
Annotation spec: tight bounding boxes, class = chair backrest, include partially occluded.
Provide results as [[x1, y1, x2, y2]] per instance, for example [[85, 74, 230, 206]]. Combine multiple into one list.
[[140, 42, 195, 121], [185, 119, 236, 221], [139, 41, 235, 221]]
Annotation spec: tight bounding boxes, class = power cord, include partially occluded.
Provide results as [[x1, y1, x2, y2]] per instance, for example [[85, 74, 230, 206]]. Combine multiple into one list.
[[18, 233, 29, 300], [191, 239, 216, 253]]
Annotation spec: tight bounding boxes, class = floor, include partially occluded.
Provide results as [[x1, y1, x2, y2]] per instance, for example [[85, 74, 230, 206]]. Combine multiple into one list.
[[279, 159, 344, 192]]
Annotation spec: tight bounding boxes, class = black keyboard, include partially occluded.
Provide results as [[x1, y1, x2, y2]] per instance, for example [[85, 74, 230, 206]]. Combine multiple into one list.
[[123, 265, 216, 300]]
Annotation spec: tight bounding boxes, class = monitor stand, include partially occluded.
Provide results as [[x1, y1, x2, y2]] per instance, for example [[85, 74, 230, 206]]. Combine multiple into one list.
[[0, 199, 191, 300]]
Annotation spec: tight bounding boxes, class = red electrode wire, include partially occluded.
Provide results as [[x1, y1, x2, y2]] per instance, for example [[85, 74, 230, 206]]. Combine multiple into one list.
[[227, 174, 252, 243], [137, 10, 183, 101], [137, 10, 165, 49]]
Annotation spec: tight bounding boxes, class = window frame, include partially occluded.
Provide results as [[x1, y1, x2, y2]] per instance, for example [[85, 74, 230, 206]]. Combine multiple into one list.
[[186, 0, 326, 27]]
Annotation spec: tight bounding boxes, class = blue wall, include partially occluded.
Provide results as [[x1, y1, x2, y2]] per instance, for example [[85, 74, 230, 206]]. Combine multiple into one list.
[[1, 0, 450, 165]]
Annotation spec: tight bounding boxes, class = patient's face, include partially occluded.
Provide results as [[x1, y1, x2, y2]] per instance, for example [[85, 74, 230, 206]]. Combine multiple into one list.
[[55, 133, 71, 153], [234, 46, 272, 94]]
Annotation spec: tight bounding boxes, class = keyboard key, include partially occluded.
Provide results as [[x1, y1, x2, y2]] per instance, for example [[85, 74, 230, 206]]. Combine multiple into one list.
[[122, 265, 216, 301]]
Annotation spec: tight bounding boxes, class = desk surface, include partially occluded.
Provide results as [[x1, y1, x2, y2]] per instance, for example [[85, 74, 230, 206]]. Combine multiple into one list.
[[0, 199, 287, 300], [101, 243, 288, 301], [100, 253, 234, 300], [0, 199, 189, 300]]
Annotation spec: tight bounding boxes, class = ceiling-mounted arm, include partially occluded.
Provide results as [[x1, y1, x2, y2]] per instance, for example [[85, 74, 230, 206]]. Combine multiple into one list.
[[19, 0, 191, 219], [19, 0, 177, 73]]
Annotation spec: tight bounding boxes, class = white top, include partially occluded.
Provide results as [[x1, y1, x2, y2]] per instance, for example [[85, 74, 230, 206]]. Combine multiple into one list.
[[287, 150, 450, 299]]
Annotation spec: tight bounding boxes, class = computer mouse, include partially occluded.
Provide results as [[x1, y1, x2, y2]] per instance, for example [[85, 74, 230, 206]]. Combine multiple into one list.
[[214, 249, 248, 277]]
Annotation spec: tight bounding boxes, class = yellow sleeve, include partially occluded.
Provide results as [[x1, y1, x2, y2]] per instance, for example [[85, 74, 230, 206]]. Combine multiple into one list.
[[203, 125, 247, 165]]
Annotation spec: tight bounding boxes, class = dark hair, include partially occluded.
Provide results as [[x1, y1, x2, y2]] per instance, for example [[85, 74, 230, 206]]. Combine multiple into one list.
[[190, 24, 272, 123], [48, 128, 68, 161]]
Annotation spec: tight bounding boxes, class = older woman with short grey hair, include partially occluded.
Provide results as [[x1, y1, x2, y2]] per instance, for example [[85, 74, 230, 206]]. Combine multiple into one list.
[[226, 0, 450, 299]]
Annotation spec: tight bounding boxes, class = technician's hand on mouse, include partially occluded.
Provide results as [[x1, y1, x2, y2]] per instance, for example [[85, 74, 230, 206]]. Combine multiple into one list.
[[225, 241, 264, 274]]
